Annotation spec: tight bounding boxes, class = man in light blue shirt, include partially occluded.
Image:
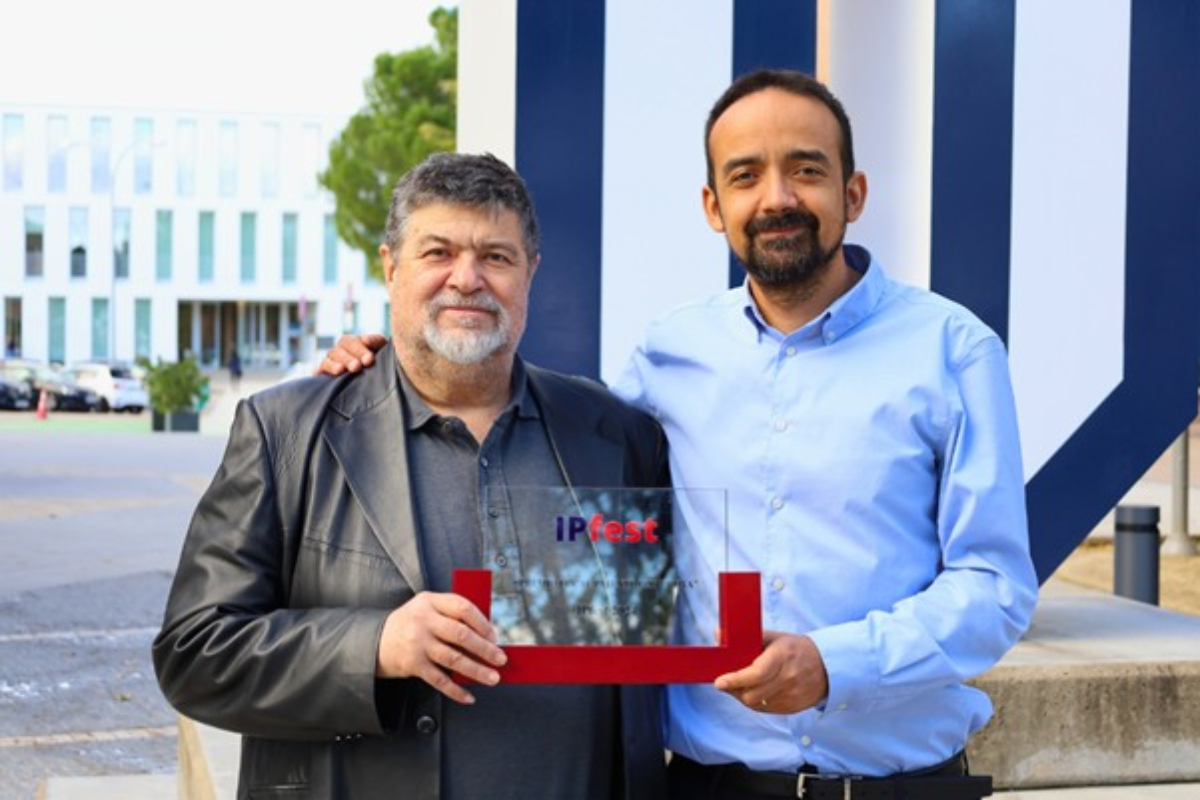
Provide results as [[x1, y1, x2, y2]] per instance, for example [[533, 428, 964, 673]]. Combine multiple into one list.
[[321, 70, 1036, 800], [615, 70, 1036, 798]]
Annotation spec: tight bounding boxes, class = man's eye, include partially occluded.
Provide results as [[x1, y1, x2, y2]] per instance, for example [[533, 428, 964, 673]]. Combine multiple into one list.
[[729, 171, 755, 185], [485, 252, 515, 265]]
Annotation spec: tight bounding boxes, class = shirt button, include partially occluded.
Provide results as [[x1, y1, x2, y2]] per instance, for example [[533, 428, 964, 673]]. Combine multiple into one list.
[[800, 735, 812, 747], [837, 703, 848, 711], [494, 554, 508, 568], [771, 497, 784, 510], [773, 419, 787, 432], [488, 507, 500, 518], [771, 577, 785, 592], [416, 715, 438, 735], [480, 456, 490, 468], [785, 346, 797, 357]]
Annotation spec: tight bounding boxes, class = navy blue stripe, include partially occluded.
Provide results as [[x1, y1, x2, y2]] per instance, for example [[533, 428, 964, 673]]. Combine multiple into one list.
[[1025, 1, 1200, 581], [514, 0, 606, 378], [929, 0, 1015, 344], [727, 0, 818, 288]]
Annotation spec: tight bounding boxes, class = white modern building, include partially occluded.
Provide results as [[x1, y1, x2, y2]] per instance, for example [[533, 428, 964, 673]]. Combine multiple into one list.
[[0, 104, 389, 369]]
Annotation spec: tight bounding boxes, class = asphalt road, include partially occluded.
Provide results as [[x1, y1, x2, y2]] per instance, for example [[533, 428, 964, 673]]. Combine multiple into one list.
[[0, 414, 227, 800]]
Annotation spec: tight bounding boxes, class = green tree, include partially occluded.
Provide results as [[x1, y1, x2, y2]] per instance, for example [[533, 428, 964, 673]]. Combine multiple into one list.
[[319, 7, 457, 281]]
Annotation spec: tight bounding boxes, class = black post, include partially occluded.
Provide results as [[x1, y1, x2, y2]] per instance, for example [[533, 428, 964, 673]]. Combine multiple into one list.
[[1114, 505, 1160, 605]]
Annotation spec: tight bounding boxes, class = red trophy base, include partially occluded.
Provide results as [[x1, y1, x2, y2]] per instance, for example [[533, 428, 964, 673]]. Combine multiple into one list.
[[452, 569, 761, 684]]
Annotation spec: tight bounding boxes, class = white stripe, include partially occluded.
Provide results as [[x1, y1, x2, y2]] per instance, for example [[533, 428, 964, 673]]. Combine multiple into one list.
[[1008, 0, 1130, 478], [457, 0, 517, 164], [599, 1, 734, 384]]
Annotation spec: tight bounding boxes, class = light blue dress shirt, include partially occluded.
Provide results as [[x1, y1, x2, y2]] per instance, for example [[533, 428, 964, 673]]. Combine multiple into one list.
[[612, 245, 1038, 776]]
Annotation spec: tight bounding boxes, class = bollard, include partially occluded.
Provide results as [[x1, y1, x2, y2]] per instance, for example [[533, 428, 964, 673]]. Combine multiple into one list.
[[1114, 505, 1160, 605]]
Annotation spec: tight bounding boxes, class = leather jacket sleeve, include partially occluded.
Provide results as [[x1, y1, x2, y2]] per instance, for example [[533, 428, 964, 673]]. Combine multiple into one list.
[[152, 391, 403, 741]]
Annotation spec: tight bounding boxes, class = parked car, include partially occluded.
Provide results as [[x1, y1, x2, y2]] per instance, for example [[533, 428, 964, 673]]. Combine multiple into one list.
[[0, 359, 100, 412], [67, 361, 149, 413], [0, 375, 34, 410]]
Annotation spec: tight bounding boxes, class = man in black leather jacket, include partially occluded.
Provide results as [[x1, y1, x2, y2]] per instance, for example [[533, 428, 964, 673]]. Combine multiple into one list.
[[153, 153, 669, 800]]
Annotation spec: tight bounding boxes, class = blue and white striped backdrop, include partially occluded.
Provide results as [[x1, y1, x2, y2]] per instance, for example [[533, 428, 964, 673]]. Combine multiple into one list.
[[458, 0, 1200, 581]]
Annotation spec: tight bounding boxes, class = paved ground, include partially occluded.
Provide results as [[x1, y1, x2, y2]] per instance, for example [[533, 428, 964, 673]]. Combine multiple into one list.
[[0, 390, 242, 799]]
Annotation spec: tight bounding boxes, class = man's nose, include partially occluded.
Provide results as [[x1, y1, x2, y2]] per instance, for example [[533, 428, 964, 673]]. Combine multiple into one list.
[[446, 253, 485, 292], [761, 170, 799, 212]]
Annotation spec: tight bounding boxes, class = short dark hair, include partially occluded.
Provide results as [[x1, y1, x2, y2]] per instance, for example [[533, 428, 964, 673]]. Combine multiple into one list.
[[705, 69, 856, 188], [384, 152, 540, 260]]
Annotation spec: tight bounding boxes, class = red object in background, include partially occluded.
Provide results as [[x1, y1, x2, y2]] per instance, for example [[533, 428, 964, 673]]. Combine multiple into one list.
[[35, 390, 48, 420], [452, 569, 762, 684]]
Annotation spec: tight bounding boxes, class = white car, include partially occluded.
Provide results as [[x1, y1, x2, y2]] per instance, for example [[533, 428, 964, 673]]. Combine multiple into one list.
[[68, 361, 149, 413]]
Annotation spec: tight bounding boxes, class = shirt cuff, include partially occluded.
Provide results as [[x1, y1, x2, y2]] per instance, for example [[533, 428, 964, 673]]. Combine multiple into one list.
[[806, 620, 880, 715]]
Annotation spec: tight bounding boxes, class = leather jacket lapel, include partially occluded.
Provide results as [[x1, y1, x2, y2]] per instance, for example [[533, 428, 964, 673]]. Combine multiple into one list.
[[324, 344, 425, 593]]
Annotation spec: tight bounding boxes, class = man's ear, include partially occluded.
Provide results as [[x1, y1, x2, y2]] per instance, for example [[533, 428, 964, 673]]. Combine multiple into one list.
[[844, 172, 868, 224], [379, 245, 395, 282], [702, 185, 726, 233]]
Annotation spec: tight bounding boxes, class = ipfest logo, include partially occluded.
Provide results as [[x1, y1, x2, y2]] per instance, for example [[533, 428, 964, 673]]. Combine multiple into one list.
[[554, 512, 660, 544]]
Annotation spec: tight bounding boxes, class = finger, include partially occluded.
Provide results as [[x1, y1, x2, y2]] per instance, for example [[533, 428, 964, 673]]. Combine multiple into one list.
[[415, 661, 478, 705]]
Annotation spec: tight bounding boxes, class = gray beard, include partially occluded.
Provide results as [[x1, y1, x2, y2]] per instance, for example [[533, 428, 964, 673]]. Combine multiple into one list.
[[422, 291, 512, 365]]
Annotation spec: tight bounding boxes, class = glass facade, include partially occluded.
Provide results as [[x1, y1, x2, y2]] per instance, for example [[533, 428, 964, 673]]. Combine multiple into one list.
[[261, 122, 280, 198], [177, 119, 196, 197], [281, 212, 298, 283], [113, 208, 131, 279], [69, 207, 88, 278], [91, 298, 109, 360], [219, 120, 238, 197], [323, 214, 337, 285], [240, 212, 257, 282], [198, 211, 215, 283], [48, 297, 66, 364], [24, 206, 44, 277], [3, 114, 24, 190], [4, 297, 21, 357], [134, 117, 154, 194], [135, 298, 151, 359], [156, 210, 173, 280], [47, 115, 69, 192], [90, 117, 111, 193]]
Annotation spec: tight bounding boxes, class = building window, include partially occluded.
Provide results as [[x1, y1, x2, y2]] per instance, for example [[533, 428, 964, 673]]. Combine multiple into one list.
[[90, 117, 111, 193], [135, 298, 151, 359], [240, 212, 257, 282], [198, 211, 215, 283], [281, 212, 298, 283], [113, 208, 131, 279], [69, 207, 88, 278], [177, 119, 196, 197], [134, 117, 154, 194], [48, 297, 66, 364], [261, 122, 280, 198], [91, 298, 110, 360], [3, 114, 24, 190], [47, 115, 70, 193], [156, 210, 173, 280], [4, 297, 22, 357], [24, 207, 44, 277], [219, 120, 238, 197], [323, 214, 337, 285]]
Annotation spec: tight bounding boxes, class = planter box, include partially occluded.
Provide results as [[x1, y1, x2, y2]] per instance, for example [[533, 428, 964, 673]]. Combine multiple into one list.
[[152, 410, 201, 432]]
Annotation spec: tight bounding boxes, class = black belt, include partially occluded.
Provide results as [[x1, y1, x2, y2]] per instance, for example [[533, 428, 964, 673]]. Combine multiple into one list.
[[670, 751, 992, 799]]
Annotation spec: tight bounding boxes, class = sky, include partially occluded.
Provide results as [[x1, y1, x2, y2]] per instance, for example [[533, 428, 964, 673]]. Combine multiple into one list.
[[0, 0, 454, 118]]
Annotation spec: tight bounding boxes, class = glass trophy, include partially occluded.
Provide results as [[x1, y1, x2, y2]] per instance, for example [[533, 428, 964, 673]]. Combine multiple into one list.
[[452, 486, 760, 684]]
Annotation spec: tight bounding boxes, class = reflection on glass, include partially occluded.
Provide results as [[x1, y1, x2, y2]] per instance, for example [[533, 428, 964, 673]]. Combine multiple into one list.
[[487, 487, 726, 647]]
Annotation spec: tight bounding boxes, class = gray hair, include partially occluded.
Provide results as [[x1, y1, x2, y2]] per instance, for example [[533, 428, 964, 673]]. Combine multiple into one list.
[[383, 152, 540, 260]]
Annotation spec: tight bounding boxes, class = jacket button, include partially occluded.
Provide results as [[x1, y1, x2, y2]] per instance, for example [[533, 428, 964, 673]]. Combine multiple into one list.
[[416, 715, 438, 735]]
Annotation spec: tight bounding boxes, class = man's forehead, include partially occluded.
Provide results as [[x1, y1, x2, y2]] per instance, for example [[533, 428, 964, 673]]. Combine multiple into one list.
[[709, 89, 841, 159], [407, 203, 522, 239]]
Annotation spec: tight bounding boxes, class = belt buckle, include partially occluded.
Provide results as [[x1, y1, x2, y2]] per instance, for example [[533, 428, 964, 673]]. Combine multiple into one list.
[[797, 773, 863, 799]]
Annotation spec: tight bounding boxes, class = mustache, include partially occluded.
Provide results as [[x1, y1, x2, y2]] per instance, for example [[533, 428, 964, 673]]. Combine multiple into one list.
[[429, 291, 501, 315], [746, 209, 819, 237]]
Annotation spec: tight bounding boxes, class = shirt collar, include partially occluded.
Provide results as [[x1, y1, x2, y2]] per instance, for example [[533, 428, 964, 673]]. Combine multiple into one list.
[[739, 243, 884, 344], [395, 354, 540, 432]]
